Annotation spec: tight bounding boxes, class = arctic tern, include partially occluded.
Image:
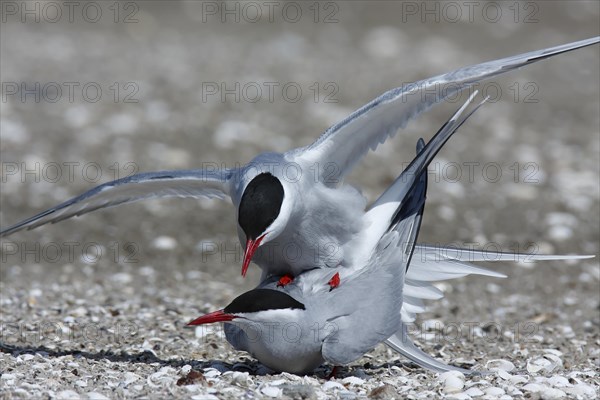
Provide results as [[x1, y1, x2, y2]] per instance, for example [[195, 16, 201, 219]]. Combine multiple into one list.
[[187, 92, 592, 375], [187, 93, 488, 375], [1, 37, 598, 282], [188, 92, 548, 374]]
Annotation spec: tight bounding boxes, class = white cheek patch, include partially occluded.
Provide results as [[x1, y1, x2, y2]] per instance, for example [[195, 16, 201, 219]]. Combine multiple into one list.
[[232, 309, 309, 344]]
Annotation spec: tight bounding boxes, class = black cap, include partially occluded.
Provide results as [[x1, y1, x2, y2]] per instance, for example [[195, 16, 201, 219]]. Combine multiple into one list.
[[238, 173, 284, 240], [225, 289, 305, 314]]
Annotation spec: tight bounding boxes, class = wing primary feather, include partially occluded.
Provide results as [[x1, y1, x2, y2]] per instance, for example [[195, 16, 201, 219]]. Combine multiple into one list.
[[0, 169, 233, 237], [413, 244, 595, 263], [291, 37, 599, 183]]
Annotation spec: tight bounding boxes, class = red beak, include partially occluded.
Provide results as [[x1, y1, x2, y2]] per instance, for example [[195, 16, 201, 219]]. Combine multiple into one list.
[[241, 235, 264, 277], [187, 310, 236, 326]]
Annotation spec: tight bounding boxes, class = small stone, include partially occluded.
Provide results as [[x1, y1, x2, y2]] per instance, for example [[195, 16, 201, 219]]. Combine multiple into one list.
[[486, 283, 501, 293], [464, 387, 484, 397], [203, 368, 221, 378], [559, 325, 575, 338], [527, 356, 561, 373], [230, 371, 251, 386], [70, 306, 88, 317], [563, 296, 577, 306], [260, 385, 282, 398], [422, 319, 445, 331], [497, 370, 512, 380], [152, 236, 178, 250], [484, 387, 505, 396], [341, 376, 365, 386], [176, 370, 205, 386], [446, 394, 470, 400], [506, 386, 523, 396], [566, 383, 596, 398], [509, 375, 528, 384], [548, 225, 573, 240], [110, 273, 132, 284], [543, 349, 563, 357], [123, 372, 140, 385], [322, 381, 345, 391], [57, 390, 80, 399], [486, 359, 515, 372], [175, 365, 189, 377], [439, 371, 465, 394], [269, 379, 286, 386], [281, 384, 316, 399], [87, 393, 110, 400], [368, 384, 397, 399], [523, 383, 544, 393], [547, 375, 571, 388], [539, 387, 567, 400]]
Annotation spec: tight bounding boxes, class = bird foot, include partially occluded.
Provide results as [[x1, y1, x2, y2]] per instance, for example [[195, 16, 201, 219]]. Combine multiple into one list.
[[326, 365, 339, 380], [277, 274, 294, 287], [327, 272, 340, 291]]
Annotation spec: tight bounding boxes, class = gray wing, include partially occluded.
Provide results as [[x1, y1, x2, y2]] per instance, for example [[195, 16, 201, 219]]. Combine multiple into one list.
[[321, 139, 433, 366], [320, 234, 405, 366], [357, 92, 488, 261], [287, 37, 599, 184], [0, 169, 234, 237], [318, 95, 489, 365], [372, 94, 488, 372], [320, 183, 431, 365]]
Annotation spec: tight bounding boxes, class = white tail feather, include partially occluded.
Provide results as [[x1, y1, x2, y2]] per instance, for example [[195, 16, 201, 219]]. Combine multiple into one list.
[[385, 326, 478, 374], [406, 258, 506, 282], [414, 244, 594, 263]]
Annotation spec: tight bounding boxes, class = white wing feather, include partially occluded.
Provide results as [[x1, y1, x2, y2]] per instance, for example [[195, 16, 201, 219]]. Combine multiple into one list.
[[288, 37, 599, 184]]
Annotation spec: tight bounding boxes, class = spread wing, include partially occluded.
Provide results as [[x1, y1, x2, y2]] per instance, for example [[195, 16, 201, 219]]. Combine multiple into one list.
[[0, 169, 235, 237], [287, 37, 599, 184], [354, 91, 488, 264]]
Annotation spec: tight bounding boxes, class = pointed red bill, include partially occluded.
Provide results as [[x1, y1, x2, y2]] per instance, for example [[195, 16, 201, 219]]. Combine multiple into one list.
[[241, 235, 265, 277], [187, 310, 236, 326]]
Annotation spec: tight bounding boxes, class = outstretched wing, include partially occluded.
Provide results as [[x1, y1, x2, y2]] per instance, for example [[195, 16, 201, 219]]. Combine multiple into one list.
[[287, 37, 599, 184], [354, 91, 488, 264], [0, 169, 235, 237]]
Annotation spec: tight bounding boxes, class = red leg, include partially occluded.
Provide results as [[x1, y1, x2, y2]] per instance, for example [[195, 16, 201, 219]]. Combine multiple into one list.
[[326, 365, 339, 379], [277, 274, 294, 287], [327, 272, 340, 291]]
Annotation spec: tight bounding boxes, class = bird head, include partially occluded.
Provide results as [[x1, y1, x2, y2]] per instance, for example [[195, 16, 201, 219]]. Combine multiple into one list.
[[187, 288, 306, 327], [237, 172, 291, 277]]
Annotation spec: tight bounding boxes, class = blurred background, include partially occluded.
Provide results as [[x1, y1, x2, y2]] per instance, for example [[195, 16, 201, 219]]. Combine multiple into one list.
[[1, 0, 598, 355]]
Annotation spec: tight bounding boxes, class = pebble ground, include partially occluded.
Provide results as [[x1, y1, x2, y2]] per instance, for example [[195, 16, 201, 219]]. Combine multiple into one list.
[[1, 2, 599, 399]]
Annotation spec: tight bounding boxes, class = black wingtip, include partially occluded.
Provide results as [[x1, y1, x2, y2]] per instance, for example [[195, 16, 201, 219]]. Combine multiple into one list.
[[416, 138, 426, 153]]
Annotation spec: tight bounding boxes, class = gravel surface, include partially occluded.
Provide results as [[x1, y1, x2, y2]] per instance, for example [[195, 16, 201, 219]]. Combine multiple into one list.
[[1, 2, 599, 399]]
